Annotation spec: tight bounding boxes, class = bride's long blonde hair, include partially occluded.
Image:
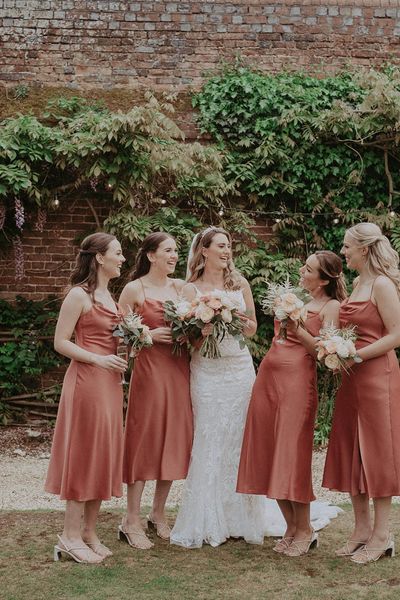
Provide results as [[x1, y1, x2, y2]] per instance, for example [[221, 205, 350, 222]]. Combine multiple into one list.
[[187, 227, 242, 290], [346, 222, 400, 294]]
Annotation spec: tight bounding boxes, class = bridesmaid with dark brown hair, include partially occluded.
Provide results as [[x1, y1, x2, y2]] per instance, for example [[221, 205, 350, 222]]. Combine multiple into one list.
[[237, 251, 346, 557], [118, 232, 193, 550], [323, 222, 400, 564], [45, 232, 127, 563]]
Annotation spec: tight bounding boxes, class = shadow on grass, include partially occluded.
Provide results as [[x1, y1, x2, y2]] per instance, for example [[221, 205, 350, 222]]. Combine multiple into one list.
[[1, 506, 400, 600]]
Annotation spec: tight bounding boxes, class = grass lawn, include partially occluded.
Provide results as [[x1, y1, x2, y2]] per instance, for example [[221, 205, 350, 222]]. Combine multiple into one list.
[[1, 506, 400, 600]]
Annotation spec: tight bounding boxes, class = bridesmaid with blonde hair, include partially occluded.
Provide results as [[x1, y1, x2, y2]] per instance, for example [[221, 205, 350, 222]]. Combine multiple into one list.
[[237, 250, 346, 556], [118, 232, 193, 550], [45, 232, 127, 563], [323, 222, 400, 564]]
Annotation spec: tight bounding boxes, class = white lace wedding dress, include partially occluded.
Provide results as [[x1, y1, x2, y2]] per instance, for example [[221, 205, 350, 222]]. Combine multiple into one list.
[[170, 289, 341, 549]]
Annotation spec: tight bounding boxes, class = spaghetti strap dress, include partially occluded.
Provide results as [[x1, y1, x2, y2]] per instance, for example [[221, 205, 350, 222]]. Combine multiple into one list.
[[45, 303, 124, 501], [237, 310, 323, 503], [323, 295, 400, 497], [123, 283, 193, 483]]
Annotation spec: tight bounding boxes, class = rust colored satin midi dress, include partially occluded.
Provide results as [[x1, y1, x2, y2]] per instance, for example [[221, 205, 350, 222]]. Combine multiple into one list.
[[323, 299, 400, 497], [237, 312, 323, 503], [45, 304, 124, 501], [123, 298, 193, 483]]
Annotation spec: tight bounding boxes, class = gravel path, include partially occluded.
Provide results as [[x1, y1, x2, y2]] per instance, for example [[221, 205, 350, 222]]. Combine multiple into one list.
[[0, 450, 352, 511], [1, 426, 398, 511]]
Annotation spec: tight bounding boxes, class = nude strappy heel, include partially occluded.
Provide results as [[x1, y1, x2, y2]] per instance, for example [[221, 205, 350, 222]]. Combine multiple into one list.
[[147, 514, 171, 540], [350, 536, 395, 564], [54, 535, 103, 564], [118, 523, 154, 550]]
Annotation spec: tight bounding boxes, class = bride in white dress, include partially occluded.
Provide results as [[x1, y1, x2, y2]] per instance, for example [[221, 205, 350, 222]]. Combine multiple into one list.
[[170, 227, 341, 549]]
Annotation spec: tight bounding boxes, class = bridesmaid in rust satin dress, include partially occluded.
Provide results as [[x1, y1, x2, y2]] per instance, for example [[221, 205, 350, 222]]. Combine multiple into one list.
[[323, 223, 400, 564], [237, 251, 347, 556], [45, 233, 127, 564], [118, 232, 193, 550]]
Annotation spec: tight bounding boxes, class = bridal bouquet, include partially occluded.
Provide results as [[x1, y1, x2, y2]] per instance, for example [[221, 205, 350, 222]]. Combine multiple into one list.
[[164, 291, 245, 359], [316, 324, 357, 372], [112, 310, 153, 358], [261, 278, 310, 342]]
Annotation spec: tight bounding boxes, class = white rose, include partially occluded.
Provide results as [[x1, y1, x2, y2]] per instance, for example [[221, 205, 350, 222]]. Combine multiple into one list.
[[347, 340, 356, 356], [175, 300, 192, 318], [336, 342, 350, 359], [294, 298, 304, 309], [221, 308, 233, 323], [195, 303, 215, 323]]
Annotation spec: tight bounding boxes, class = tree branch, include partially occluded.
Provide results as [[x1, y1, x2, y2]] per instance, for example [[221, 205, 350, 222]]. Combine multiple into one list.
[[384, 148, 394, 207]]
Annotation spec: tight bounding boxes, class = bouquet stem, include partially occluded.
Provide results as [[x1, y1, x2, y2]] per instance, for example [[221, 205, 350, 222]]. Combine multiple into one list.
[[276, 319, 288, 344], [200, 335, 221, 359]]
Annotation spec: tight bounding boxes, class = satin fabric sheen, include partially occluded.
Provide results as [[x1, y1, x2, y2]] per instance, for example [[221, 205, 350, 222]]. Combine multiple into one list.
[[323, 299, 400, 497], [237, 312, 322, 503], [123, 299, 193, 482], [45, 304, 124, 501]]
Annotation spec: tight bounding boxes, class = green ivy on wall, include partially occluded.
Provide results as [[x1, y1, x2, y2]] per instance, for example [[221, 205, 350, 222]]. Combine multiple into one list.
[[193, 65, 400, 256]]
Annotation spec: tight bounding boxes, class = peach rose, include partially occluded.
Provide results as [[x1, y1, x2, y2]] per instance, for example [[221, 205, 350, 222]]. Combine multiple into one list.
[[195, 303, 215, 323], [207, 297, 223, 310], [280, 300, 297, 313], [325, 354, 340, 370], [281, 292, 298, 304]]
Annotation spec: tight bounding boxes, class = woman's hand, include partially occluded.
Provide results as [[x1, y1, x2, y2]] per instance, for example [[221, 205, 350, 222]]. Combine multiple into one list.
[[237, 312, 256, 337], [285, 319, 299, 334], [150, 326, 173, 344], [94, 354, 128, 372]]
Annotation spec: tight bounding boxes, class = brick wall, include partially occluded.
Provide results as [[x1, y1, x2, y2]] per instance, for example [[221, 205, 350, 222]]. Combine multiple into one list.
[[2, 0, 400, 301], [1, 1, 400, 90], [0, 198, 111, 301], [0, 199, 275, 300]]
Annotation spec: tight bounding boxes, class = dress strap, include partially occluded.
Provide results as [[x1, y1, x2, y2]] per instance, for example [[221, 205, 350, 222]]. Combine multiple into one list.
[[317, 299, 331, 315], [190, 283, 202, 295], [369, 278, 379, 300], [139, 278, 146, 300], [171, 279, 180, 297]]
